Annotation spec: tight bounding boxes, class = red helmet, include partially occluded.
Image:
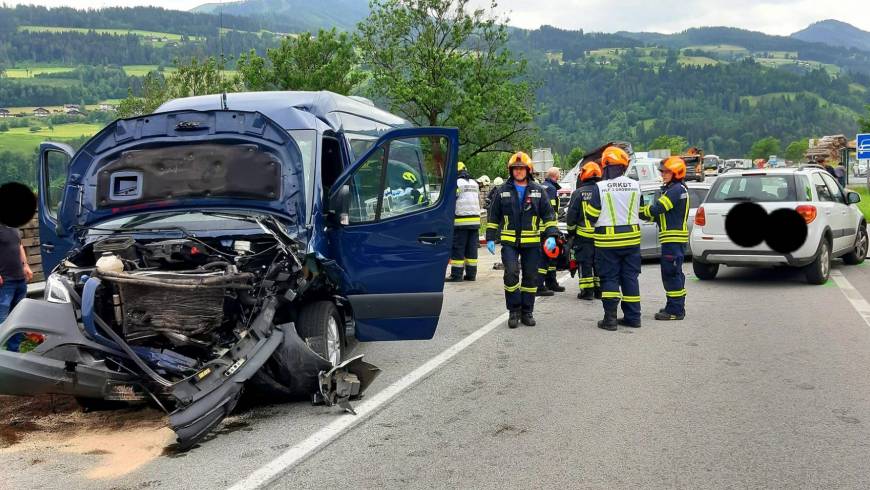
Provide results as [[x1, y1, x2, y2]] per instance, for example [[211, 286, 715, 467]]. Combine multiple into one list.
[[580, 162, 603, 181], [660, 157, 687, 180]]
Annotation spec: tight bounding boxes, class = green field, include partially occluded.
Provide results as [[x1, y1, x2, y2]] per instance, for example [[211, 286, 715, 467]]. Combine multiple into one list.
[[3, 66, 76, 78], [853, 187, 870, 221], [17, 25, 202, 43], [683, 45, 749, 56], [122, 65, 177, 77], [0, 123, 104, 154]]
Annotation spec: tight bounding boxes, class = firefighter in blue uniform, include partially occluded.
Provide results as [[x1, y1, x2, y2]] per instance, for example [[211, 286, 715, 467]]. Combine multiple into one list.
[[486, 152, 559, 329], [537, 167, 565, 296], [586, 146, 644, 331], [447, 162, 481, 282], [640, 157, 690, 320], [566, 162, 603, 300]]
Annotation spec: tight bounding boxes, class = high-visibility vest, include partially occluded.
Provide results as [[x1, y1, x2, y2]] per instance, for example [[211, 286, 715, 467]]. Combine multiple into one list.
[[592, 176, 642, 248], [454, 177, 481, 228]]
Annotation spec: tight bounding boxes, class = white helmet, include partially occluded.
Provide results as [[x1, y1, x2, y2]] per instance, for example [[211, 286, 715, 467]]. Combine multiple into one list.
[[476, 175, 491, 186], [493, 177, 504, 186]]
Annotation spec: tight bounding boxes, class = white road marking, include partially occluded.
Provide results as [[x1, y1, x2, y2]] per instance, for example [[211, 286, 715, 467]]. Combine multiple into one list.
[[228, 276, 570, 489], [830, 269, 870, 328]]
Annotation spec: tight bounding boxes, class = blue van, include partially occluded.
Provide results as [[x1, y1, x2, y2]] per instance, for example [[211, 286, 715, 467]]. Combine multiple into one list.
[[0, 91, 459, 448]]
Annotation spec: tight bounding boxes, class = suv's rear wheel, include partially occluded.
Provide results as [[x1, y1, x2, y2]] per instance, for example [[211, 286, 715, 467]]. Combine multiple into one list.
[[692, 260, 719, 280], [805, 239, 831, 285], [843, 223, 868, 265], [297, 301, 343, 366]]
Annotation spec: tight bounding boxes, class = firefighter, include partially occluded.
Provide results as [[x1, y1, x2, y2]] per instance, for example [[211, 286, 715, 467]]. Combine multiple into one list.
[[447, 162, 481, 282], [565, 162, 602, 300], [537, 167, 566, 296], [640, 157, 690, 320], [486, 152, 559, 329], [586, 146, 644, 331]]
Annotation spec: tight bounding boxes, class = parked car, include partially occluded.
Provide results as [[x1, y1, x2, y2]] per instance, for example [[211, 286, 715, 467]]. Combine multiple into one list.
[[704, 155, 721, 175], [690, 167, 867, 284], [0, 91, 460, 449], [559, 181, 710, 259]]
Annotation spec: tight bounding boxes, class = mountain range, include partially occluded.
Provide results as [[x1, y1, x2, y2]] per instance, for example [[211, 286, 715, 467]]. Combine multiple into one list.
[[191, 0, 368, 33]]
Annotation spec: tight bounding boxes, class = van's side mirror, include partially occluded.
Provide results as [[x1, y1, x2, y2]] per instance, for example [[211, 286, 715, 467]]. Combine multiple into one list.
[[847, 191, 861, 205], [328, 184, 351, 225]]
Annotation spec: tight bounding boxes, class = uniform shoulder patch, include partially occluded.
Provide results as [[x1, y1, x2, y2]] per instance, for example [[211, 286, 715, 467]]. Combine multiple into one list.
[[501, 192, 512, 198]]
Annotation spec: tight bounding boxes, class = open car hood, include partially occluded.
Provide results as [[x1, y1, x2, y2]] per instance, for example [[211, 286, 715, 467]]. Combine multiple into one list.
[[57, 110, 306, 236]]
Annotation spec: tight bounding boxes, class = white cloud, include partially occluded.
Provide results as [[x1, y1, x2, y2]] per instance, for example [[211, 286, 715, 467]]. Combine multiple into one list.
[[7, 0, 870, 35]]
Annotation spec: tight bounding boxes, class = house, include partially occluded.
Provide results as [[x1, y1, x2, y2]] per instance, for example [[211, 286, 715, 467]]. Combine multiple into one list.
[[65, 108, 85, 116], [0, 108, 10, 118], [32, 107, 50, 117], [98, 103, 117, 112], [63, 104, 80, 110]]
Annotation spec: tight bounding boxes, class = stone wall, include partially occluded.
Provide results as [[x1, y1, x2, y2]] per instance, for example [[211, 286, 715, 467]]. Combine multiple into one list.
[[19, 219, 44, 282]]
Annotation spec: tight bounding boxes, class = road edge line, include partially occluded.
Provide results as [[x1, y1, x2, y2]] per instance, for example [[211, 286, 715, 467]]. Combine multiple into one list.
[[228, 273, 570, 489], [830, 269, 870, 328]]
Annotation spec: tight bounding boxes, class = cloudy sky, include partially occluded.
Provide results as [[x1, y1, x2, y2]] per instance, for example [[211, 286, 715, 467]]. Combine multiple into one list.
[[7, 0, 870, 35]]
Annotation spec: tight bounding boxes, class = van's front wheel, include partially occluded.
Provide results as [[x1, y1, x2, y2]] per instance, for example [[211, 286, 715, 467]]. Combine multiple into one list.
[[297, 301, 343, 366]]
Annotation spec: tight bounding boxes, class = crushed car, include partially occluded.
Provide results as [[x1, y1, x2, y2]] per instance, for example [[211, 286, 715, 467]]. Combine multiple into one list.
[[0, 91, 459, 449]]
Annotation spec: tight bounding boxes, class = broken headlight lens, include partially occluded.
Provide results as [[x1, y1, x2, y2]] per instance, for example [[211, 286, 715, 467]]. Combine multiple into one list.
[[44, 273, 71, 304], [3, 332, 46, 353]]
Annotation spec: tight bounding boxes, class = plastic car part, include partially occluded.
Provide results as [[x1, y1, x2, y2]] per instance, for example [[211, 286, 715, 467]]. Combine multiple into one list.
[[316, 356, 382, 415]]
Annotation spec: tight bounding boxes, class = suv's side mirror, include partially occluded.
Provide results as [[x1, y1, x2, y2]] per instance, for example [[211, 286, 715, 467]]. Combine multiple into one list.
[[328, 184, 351, 225], [847, 191, 861, 205]]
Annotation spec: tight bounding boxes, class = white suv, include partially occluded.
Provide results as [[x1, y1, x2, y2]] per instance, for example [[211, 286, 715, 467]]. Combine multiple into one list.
[[690, 166, 868, 284]]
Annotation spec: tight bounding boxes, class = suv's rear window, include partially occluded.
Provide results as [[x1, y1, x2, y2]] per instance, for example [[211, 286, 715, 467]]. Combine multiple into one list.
[[707, 174, 797, 203]]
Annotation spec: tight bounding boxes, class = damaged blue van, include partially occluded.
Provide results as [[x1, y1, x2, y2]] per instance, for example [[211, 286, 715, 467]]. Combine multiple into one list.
[[0, 91, 459, 449]]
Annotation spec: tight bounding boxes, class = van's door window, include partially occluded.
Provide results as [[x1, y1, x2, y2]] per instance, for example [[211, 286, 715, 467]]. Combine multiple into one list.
[[346, 135, 449, 223], [43, 150, 70, 219]]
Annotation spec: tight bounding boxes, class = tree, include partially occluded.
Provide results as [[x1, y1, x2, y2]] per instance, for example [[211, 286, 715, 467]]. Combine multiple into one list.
[[356, 0, 536, 160], [859, 105, 870, 133], [561, 147, 586, 169], [237, 29, 364, 94], [648, 135, 688, 155], [784, 139, 809, 162], [749, 136, 781, 160], [116, 57, 240, 118]]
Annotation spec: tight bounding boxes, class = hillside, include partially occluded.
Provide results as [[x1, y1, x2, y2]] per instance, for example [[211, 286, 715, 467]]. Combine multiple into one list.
[[792, 19, 870, 53], [191, 0, 369, 32]]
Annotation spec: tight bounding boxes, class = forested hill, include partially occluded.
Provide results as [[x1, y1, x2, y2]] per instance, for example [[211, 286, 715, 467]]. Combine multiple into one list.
[[192, 0, 369, 33]]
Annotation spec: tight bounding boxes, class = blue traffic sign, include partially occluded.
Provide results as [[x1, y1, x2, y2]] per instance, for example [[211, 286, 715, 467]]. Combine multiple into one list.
[[858, 134, 870, 160]]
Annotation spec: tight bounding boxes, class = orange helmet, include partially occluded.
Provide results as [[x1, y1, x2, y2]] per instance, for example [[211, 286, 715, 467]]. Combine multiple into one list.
[[660, 157, 687, 180], [508, 151, 533, 172], [579, 162, 602, 181], [601, 146, 630, 167]]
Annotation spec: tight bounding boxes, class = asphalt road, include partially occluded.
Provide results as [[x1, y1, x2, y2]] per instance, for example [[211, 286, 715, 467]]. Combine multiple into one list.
[[3, 250, 870, 489]]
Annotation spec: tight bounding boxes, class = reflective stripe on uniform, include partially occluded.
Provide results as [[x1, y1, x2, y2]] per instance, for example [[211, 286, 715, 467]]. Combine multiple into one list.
[[658, 194, 674, 211], [666, 289, 687, 298], [601, 291, 622, 299], [504, 282, 521, 292], [627, 192, 637, 225], [449, 259, 465, 267], [585, 204, 601, 217], [465, 258, 479, 266], [520, 286, 538, 293], [486, 222, 499, 230], [547, 266, 556, 272], [537, 268, 548, 274], [579, 277, 595, 286], [622, 295, 641, 303], [455, 216, 481, 226]]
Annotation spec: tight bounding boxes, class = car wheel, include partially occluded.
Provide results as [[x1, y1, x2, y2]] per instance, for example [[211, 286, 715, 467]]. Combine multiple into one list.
[[843, 224, 868, 265], [297, 301, 343, 367], [692, 260, 718, 280], [805, 239, 831, 285]]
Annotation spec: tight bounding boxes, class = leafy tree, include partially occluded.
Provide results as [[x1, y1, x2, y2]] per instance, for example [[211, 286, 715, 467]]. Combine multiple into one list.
[[859, 105, 870, 133], [749, 136, 781, 160], [784, 139, 809, 162], [648, 135, 688, 155], [356, 0, 536, 160], [116, 57, 240, 118], [0, 122, 8, 132], [560, 147, 586, 169], [237, 29, 364, 94]]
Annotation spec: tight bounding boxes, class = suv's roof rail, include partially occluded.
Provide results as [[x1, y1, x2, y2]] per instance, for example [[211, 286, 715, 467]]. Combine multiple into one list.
[[799, 164, 824, 171]]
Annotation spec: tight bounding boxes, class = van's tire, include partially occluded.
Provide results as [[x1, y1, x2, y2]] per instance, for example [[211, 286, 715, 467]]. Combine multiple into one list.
[[692, 260, 718, 280], [296, 301, 343, 366], [843, 223, 868, 266], [805, 239, 831, 285]]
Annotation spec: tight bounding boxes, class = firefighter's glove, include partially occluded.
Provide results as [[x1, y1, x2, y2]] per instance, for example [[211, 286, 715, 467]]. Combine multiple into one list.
[[487, 240, 496, 255]]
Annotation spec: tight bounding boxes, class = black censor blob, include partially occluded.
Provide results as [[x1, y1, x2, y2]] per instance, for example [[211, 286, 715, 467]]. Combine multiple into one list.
[[0, 182, 37, 228], [765, 208, 807, 254], [725, 202, 767, 248]]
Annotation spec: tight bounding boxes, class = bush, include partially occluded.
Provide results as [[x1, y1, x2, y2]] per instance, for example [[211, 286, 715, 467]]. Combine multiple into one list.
[[29, 126, 41, 132], [0, 123, 8, 132]]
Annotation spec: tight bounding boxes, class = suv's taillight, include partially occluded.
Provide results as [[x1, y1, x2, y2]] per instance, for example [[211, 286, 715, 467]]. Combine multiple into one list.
[[796, 205, 817, 224], [695, 206, 706, 226]]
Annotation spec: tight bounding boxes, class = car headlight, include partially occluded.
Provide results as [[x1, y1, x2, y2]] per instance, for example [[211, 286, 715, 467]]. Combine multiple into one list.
[[44, 273, 71, 304]]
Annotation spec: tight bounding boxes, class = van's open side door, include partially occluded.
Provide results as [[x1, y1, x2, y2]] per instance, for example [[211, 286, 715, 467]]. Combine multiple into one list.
[[327, 128, 459, 341], [37, 142, 75, 273]]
